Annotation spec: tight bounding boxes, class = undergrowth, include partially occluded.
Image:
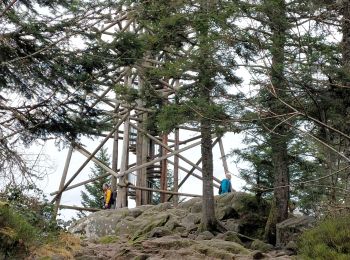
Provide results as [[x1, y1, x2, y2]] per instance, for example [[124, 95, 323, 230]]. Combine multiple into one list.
[[298, 215, 350, 260], [0, 185, 73, 258]]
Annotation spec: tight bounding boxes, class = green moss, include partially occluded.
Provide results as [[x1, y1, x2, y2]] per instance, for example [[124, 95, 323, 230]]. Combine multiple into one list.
[[298, 215, 350, 260], [99, 235, 119, 244], [192, 244, 234, 259], [250, 239, 273, 253], [130, 214, 170, 242]]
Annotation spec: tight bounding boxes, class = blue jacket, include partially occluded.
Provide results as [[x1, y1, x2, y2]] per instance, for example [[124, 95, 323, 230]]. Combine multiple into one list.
[[219, 179, 231, 194]]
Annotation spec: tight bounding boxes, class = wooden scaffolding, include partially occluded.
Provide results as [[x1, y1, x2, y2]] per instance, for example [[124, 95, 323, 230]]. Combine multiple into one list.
[[50, 5, 231, 216]]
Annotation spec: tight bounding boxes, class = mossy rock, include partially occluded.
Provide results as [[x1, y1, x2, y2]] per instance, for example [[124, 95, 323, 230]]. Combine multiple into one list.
[[216, 231, 242, 244], [131, 213, 170, 242], [98, 235, 119, 244], [69, 208, 129, 237], [196, 231, 214, 240], [201, 239, 250, 255], [148, 226, 172, 238], [181, 213, 201, 230], [178, 197, 202, 210], [115, 218, 141, 236], [142, 235, 193, 250], [164, 217, 183, 231], [222, 219, 239, 232], [216, 206, 239, 220], [192, 244, 235, 260], [145, 202, 173, 213], [250, 239, 274, 253]]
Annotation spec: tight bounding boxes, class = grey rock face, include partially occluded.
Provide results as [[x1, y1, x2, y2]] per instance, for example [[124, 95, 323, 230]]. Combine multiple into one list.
[[69, 192, 270, 243], [276, 216, 315, 247]]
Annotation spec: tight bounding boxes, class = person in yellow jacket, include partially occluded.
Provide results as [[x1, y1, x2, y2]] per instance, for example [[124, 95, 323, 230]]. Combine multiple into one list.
[[102, 183, 112, 209]]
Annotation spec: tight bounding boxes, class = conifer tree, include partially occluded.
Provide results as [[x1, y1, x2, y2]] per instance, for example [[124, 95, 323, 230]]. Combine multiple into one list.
[[79, 148, 111, 216], [0, 0, 107, 185], [149, 0, 246, 231]]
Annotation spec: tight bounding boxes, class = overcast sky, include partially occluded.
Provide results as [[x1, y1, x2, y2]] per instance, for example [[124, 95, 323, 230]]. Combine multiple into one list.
[[34, 129, 246, 220]]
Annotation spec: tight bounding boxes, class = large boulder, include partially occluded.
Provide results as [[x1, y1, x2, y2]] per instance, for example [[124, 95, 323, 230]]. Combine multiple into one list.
[[276, 216, 315, 247], [69, 192, 270, 242]]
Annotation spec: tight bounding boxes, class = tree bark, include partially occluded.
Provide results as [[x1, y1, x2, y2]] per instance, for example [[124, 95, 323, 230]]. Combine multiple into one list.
[[160, 134, 168, 203], [117, 117, 130, 208], [111, 99, 119, 195], [198, 0, 222, 232], [263, 0, 290, 243]]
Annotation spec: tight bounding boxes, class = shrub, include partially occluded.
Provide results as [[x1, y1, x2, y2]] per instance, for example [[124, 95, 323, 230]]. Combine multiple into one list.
[[3, 185, 60, 232], [0, 203, 38, 256], [298, 215, 350, 260], [0, 185, 64, 258]]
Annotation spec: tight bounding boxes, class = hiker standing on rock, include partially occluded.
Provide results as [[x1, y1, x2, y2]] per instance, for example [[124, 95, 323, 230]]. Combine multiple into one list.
[[219, 173, 233, 195], [102, 183, 112, 209]]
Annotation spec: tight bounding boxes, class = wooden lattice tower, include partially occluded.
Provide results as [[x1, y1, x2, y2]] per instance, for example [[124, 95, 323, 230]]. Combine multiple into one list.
[[50, 4, 229, 217]]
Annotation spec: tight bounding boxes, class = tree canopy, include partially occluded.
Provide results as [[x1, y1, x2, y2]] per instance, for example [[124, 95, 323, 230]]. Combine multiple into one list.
[[1, 0, 350, 238]]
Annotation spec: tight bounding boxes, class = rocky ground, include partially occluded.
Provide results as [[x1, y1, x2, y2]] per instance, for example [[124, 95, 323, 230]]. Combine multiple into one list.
[[67, 192, 301, 259], [73, 234, 295, 260]]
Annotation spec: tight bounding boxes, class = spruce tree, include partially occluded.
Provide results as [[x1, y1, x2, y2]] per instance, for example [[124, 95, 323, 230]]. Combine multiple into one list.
[[0, 0, 107, 185], [79, 148, 111, 216]]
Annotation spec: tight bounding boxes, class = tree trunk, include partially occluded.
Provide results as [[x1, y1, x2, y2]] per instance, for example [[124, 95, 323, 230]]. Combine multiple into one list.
[[341, 0, 350, 206], [271, 139, 289, 224], [198, 0, 220, 232], [111, 99, 119, 195], [341, 0, 350, 75], [117, 118, 130, 208], [200, 117, 218, 231], [263, 0, 290, 243]]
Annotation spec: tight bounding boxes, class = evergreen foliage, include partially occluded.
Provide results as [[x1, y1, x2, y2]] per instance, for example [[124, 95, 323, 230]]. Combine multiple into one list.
[[2, 0, 350, 247], [79, 148, 111, 216], [150, 170, 174, 205]]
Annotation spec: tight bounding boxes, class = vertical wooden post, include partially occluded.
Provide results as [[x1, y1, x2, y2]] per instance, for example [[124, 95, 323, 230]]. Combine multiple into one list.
[[148, 139, 155, 204], [136, 122, 143, 206], [141, 119, 149, 204], [218, 138, 229, 173], [117, 117, 130, 208], [136, 111, 149, 206], [173, 128, 179, 206], [136, 67, 149, 205], [111, 101, 120, 195], [160, 134, 168, 203], [53, 146, 73, 219]]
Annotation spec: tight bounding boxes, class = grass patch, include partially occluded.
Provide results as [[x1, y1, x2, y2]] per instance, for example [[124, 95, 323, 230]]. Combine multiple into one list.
[[29, 232, 81, 259], [298, 215, 350, 260], [99, 235, 119, 244]]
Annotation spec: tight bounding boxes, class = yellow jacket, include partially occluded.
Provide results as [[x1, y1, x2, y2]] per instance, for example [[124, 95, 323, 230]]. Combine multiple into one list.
[[104, 189, 112, 205]]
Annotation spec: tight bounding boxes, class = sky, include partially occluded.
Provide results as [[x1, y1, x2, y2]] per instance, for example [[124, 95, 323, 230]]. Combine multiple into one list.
[[34, 129, 247, 221]]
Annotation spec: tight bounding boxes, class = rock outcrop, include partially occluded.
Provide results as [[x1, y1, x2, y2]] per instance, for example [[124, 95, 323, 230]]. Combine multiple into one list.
[[70, 192, 270, 242], [69, 192, 297, 259], [276, 215, 315, 247]]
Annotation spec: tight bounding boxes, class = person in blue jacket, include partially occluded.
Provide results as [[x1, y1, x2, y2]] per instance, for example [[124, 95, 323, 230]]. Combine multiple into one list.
[[219, 173, 232, 195]]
